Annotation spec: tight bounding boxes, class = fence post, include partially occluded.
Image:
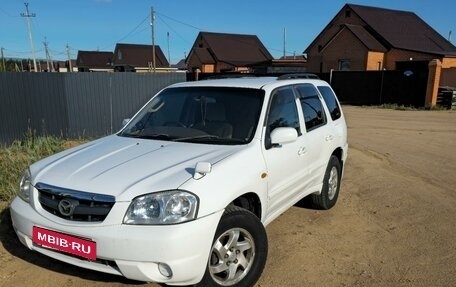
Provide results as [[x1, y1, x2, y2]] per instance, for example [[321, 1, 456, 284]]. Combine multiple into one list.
[[425, 59, 442, 108]]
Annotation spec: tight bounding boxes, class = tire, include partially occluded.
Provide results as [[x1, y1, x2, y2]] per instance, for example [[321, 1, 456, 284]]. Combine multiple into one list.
[[311, 155, 341, 210], [196, 206, 268, 287]]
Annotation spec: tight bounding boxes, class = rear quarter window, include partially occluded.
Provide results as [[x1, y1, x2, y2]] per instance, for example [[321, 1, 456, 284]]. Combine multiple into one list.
[[317, 86, 341, 121], [295, 84, 327, 132]]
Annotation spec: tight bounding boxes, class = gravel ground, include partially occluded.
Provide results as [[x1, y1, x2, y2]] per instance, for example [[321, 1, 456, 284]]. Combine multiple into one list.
[[1, 106, 455, 287]]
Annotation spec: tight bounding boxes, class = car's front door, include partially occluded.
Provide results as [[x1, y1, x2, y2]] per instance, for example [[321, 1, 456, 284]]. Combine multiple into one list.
[[262, 86, 312, 219]]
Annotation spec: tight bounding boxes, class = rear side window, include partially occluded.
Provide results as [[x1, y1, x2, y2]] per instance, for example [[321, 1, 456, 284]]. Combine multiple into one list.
[[318, 86, 341, 121], [295, 84, 326, 132]]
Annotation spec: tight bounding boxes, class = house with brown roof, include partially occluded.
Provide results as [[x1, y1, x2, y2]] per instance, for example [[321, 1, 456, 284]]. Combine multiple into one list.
[[76, 51, 114, 72], [186, 32, 273, 73], [112, 43, 171, 72], [305, 3, 456, 73], [171, 58, 187, 71], [250, 54, 308, 74], [55, 60, 77, 72], [305, 3, 456, 107]]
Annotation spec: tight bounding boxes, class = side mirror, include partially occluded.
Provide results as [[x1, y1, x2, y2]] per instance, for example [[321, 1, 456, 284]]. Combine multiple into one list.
[[121, 118, 130, 127], [193, 162, 212, 180], [270, 127, 298, 146]]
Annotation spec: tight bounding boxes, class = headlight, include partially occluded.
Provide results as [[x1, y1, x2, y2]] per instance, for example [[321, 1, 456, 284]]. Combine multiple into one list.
[[123, 190, 199, 225], [19, 169, 32, 203]]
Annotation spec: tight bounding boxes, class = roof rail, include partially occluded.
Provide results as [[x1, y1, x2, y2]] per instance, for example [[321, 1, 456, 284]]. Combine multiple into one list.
[[277, 73, 319, 80]]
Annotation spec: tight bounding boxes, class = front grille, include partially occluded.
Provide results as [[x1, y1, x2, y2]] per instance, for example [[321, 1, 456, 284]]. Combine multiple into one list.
[[36, 182, 115, 222]]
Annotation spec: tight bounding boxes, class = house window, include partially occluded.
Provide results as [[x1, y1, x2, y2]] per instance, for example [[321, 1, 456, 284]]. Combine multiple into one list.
[[202, 64, 214, 73], [345, 10, 351, 17], [338, 59, 351, 71], [118, 51, 122, 60]]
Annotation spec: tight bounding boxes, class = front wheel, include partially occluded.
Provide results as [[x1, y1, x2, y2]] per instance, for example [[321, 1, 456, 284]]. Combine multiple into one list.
[[311, 155, 342, 210], [196, 206, 268, 287]]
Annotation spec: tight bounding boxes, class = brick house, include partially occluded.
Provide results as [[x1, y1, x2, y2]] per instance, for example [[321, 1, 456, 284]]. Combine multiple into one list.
[[305, 3, 456, 107], [186, 32, 273, 73], [112, 43, 171, 72], [305, 4, 456, 73], [76, 51, 114, 72]]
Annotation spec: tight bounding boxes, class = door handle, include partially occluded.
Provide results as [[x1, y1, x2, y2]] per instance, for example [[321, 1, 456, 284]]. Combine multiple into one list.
[[325, 135, 334, 141], [298, 147, 307, 156]]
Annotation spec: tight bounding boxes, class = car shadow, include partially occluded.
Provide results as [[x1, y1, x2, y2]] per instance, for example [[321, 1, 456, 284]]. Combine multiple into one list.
[[0, 206, 168, 286], [293, 195, 315, 209]]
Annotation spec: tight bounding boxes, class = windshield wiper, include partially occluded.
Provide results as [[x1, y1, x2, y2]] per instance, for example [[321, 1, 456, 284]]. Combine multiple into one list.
[[122, 133, 174, 140], [174, 135, 247, 144]]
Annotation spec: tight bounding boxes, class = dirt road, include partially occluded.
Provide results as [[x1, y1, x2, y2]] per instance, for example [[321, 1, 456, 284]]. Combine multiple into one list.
[[1, 106, 456, 287]]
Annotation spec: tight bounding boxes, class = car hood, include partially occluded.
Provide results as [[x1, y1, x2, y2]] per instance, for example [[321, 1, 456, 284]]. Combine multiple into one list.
[[31, 135, 240, 200]]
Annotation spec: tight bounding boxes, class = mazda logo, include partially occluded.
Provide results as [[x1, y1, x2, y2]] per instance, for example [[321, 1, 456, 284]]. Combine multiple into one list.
[[58, 198, 79, 216]]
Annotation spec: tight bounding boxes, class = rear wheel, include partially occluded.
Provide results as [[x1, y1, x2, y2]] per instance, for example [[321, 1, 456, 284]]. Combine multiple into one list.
[[196, 206, 267, 287], [311, 155, 341, 210]]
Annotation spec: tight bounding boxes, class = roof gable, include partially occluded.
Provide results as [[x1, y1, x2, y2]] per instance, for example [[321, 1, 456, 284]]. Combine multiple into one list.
[[305, 3, 456, 56], [113, 43, 169, 68]]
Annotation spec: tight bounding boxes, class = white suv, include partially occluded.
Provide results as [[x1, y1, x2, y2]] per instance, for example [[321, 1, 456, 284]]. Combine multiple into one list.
[[11, 76, 348, 287]]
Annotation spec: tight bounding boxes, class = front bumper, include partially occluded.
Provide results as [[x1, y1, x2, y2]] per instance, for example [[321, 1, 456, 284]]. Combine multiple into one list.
[[10, 197, 223, 285]]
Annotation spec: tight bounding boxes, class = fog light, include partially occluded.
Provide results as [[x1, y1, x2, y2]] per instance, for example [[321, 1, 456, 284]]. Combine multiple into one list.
[[158, 262, 173, 278]]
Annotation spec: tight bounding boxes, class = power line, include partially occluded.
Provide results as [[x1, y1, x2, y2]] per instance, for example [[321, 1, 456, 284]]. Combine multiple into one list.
[[117, 14, 149, 43], [0, 7, 16, 17], [156, 14, 193, 45], [156, 9, 297, 57], [99, 14, 149, 51], [155, 11, 204, 31], [49, 49, 67, 56]]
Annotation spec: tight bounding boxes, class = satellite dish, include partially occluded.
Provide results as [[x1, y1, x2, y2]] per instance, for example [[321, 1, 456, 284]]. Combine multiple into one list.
[[403, 70, 414, 77]]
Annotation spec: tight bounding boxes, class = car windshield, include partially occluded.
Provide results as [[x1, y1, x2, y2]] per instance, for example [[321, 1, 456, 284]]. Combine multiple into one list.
[[119, 86, 264, 145]]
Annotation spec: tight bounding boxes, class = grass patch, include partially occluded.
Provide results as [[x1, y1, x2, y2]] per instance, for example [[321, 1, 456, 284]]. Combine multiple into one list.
[[378, 103, 418, 111], [0, 131, 85, 202], [367, 103, 450, 111]]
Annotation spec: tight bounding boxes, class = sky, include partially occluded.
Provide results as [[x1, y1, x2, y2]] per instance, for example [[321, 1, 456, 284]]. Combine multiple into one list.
[[1, 0, 455, 64]]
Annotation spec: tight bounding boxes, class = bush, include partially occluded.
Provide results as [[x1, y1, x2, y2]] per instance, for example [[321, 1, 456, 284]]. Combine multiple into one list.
[[0, 133, 72, 202]]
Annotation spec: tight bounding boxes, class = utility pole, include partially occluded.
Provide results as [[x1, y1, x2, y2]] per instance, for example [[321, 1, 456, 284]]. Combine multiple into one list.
[[167, 32, 171, 67], [283, 27, 286, 58], [1, 47, 5, 72], [150, 6, 156, 72], [66, 44, 72, 72], [21, 3, 37, 72], [43, 37, 54, 72]]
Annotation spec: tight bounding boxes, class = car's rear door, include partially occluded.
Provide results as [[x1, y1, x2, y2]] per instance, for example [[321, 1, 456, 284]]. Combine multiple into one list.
[[294, 84, 336, 190]]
